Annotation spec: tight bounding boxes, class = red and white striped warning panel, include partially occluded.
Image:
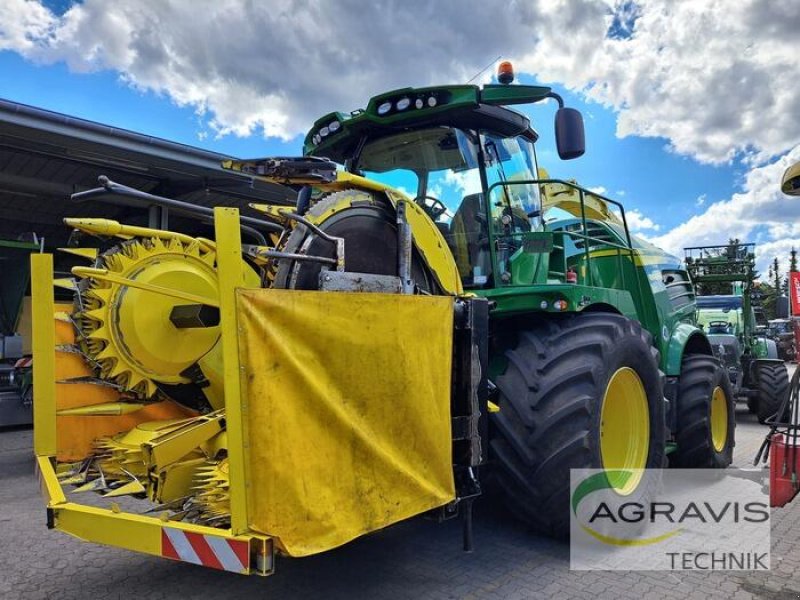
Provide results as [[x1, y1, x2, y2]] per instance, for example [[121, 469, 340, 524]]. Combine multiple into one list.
[[161, 528, 250, 574], [14, 357, 32, 368]]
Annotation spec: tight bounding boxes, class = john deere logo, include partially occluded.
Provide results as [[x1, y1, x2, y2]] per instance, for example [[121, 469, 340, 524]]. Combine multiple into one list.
[[571, 470, 681, 546]]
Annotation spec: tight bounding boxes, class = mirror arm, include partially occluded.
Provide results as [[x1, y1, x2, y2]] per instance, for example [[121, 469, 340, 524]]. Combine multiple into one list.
[[546, 91, 565, 109]]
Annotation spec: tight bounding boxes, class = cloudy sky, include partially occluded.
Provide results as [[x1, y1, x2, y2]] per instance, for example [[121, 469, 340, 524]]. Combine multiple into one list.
[[1, 0, 799, 274]]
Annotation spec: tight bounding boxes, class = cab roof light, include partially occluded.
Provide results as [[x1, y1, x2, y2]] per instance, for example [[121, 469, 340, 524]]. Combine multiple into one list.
[[497, 61, 515, 85]]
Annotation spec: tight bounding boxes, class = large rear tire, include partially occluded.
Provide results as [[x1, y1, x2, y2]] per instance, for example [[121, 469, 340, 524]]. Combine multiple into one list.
[[756, 362, 790, 424], [489, 312, 666, 538], [673, 354, 734, 468]]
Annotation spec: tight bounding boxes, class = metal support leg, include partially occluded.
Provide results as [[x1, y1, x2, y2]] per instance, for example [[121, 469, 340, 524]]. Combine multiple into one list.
[[396, 201, 414, 294]]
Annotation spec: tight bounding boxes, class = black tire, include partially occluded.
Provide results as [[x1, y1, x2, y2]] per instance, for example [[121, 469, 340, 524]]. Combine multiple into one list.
[[756, 362, 790, 424], [673, 354, 734, 468], [489, 312, 666, 538], [746, 396, 758, 415], [273, 190, 436, 292]]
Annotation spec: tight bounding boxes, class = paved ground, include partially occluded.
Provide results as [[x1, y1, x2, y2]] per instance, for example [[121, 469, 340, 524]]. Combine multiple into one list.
[[3, 400, 800, 598]]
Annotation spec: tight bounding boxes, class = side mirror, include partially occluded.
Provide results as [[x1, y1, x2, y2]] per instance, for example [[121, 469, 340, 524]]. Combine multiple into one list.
[[555, 107, 585, 160], [781, 161, 800, 196]]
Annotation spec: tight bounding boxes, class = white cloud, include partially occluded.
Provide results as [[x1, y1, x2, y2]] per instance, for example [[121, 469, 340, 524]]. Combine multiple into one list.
[[0, 0, 55, 53], [650, 145, 800, 274], [695, 194, 706, 207], [519, 0, 800, 165], [625, 208, 660, 232], [588, 186, 608, 195]]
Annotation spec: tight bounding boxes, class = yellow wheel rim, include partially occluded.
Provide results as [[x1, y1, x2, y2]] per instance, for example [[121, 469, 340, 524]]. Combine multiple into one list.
[[600, 367, 650, 495], [710, 386, 728, 452]]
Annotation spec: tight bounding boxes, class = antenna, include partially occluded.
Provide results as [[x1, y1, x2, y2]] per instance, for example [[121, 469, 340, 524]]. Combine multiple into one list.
[[466, 55, 502, 84]]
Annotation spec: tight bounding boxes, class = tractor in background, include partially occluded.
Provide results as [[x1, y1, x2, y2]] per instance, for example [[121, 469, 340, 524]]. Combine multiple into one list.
[[34, 63, 732, 573], [767, 318, 795, 362], [685, 243, 789, 423]]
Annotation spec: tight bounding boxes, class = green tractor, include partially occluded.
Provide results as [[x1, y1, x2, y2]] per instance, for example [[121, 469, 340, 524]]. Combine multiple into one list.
[[237, 70, 734, 535], [685, 244, 789, 423]]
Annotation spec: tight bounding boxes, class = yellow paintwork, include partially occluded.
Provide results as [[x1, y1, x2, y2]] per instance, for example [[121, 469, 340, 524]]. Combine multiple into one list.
[[539, 170, 624, 226], [56, 402, 146, 416], [587, 249, 664, 266], [53, 304, 195, 462], [58, 247, 99, 261], [248, 203, 295, 226], [153, 456, 207, 503], [64, 218, 215, 251], [214, 207, 252, 536], [72, 233, 257, 405], [710, 385, 728, 452], [72, 266, 220, 308], [600, 367, 650, 495], [52, 278, 77, 291], [142, 412, 224, 471], [37, 456, 66, 505], [32, 254, 56, 457], [782, 160, 800, 196], [383, 190, 463, 295], [37, 453, 275, 574], [237, 287, 455, 556]]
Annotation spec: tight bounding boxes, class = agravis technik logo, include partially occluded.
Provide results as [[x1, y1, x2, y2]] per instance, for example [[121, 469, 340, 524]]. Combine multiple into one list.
[[570, 469, 770, 570]]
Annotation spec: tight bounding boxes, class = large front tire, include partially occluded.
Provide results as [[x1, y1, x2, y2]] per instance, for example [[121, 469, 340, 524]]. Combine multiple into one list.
[[489, 312, 666, 538], [673, 354, 734, 468], [756, 362, 790, 424]]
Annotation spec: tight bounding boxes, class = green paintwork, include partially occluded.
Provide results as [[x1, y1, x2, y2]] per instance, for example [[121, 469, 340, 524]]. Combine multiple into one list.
[[664, 323, 711, 376], [752, 336, 771, 359], [303, 83, 552, 158]]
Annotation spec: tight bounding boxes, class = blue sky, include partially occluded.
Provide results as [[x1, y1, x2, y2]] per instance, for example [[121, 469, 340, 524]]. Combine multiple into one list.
[[1, 0, 799, 273]]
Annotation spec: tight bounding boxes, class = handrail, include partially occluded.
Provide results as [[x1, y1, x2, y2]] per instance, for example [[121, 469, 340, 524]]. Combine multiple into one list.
[[485, 178, 640, 292]]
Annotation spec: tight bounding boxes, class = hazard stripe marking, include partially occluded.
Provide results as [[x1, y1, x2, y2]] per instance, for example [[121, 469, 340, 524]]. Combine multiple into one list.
[[205, 535, 247, 573], [163, 528, 202, 566], [161, 528, 249, 573], [161, 530, 180, 561], [185, 531, 224, 571]]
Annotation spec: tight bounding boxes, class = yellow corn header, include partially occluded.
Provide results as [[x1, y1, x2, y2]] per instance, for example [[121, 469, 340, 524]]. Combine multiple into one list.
[[33, 207, 473, 575]]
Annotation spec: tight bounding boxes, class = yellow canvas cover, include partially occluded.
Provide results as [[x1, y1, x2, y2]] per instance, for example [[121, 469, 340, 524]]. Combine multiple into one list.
[[237, 288, 455, 556]]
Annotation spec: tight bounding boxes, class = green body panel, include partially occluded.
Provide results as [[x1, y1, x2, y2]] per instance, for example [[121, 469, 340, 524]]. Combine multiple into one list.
[[478, 217, 700, 375], [696, 307, 744, 336], [304, 83, 551, 159], [752, 336, 770, 359], [664, 323, 711, 376]]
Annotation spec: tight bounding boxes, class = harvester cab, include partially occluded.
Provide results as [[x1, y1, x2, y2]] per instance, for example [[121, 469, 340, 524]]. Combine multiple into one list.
[[685, 244, 789, 423], [33, 64, 732, 574]]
